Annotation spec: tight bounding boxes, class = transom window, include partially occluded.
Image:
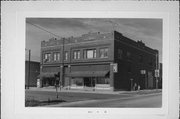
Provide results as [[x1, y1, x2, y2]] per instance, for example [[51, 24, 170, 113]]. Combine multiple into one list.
[[100, 48, 109, 58], [53, 52, 60, 61], [84, 49, 96, 59], [73, 50, 80, 59]]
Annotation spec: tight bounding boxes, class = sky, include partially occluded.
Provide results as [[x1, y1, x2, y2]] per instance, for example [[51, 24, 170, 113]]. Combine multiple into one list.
[[26, 18, 162, 62]]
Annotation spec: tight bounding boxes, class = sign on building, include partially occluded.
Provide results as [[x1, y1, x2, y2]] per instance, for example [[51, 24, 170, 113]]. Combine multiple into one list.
[[155, 69, 159, 77], [111, 63, 118, 73]]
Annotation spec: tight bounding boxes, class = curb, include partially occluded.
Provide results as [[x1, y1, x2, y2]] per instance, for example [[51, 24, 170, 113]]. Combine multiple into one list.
[[26, 87, 162, 95]]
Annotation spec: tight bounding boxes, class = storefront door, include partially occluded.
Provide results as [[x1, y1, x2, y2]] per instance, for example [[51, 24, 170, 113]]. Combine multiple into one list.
[[84, 77, 95, 87]]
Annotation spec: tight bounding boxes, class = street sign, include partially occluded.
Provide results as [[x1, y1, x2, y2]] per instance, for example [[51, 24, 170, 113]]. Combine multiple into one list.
[[111, 63, 118, 73], [155, 69, 159, 77]]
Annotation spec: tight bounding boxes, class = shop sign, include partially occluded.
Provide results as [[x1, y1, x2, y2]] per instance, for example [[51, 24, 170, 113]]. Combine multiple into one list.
[[111, 63, 118, 73], [155, 69, 159, 77]]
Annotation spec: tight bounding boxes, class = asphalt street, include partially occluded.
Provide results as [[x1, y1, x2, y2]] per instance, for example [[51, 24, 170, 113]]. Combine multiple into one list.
[[26, 90, 162, 108], [56, 93, 162, 107]]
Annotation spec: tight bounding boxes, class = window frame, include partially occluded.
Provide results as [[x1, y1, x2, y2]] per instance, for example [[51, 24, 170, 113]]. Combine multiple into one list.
[[99, 47, 109, 58], [84, 49, 97, 59], [139, 55, 143, 63], [73, 50, 80, 60], [118, 49, 123, 59], [43, 52, 52, 63], [53, 52, 60, 62], [64, 51, 68, 61]]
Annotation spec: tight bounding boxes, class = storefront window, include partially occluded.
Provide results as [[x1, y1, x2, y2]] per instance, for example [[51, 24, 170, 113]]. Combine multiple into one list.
[[71, 78, 83, 86], [96, 78, 110, 84]]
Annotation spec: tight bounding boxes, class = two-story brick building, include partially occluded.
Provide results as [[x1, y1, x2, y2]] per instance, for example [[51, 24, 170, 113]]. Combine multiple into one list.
[[40, 31, 160, 91]]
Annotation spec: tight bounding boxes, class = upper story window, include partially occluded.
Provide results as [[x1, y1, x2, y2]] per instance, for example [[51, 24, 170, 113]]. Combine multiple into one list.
[[73, 50, 80, 60], [84, 49, 96, 59], [44, 53, 51, 63], [139, 55, 143, 63], [118, 49, 123, 59], [127, 51, 131, 58], [64, 51, 68, 61], [53, 52, 60, 61], [100, 48, 109, 58], [127, 64, 132, 73], [148, 58, 154, 66]]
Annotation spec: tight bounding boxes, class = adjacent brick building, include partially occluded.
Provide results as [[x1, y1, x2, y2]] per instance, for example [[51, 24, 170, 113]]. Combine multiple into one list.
[[25, 61, 40, 87], [40, 31, 160, 91]]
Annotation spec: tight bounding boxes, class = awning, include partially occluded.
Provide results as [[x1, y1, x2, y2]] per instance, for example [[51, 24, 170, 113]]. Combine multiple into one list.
[[67, 71, 109, 77], [39, 72, 58, 78]]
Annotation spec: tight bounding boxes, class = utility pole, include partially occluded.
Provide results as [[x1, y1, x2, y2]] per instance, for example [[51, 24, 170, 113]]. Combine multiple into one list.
[[130, 78, 133, 91], [155, 52, 159, 89], [28, 49, 31, 89], [60, 38, 65, 90]]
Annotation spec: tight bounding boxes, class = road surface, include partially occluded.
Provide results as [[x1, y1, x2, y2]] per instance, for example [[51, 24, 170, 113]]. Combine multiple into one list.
[[57, 93, 162, 107], [26, 90, 162, 108]]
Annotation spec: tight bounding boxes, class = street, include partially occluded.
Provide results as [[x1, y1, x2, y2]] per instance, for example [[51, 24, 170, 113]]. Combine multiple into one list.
[[26, 89, 162, 107], [56, 93, 162, 107]]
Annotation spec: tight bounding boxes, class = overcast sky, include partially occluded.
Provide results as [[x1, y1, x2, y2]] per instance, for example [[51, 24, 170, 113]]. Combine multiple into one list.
[[26, 18, 162, 62]]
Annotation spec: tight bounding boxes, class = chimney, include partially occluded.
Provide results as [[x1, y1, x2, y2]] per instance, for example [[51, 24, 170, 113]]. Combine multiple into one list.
[[137, 40, 145, 46]]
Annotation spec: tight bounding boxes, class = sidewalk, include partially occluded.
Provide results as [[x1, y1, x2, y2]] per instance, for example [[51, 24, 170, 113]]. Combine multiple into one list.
[[27, 87, 162, 95]]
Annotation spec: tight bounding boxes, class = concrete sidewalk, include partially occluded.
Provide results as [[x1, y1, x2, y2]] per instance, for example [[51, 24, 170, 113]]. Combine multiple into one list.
[[26, 87, 162, 95]]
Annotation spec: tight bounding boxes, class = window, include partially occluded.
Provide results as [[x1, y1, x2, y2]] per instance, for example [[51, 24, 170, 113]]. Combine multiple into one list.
[[83, 50, 86, 59], [100, 48, 109, 58], [118, 49, 123, 59], [44, 53, 51, 62], [73, 50, 80, 59], [71, 78, 83, 86], [139, 55, 143, 63], [149, 58, 154, 66], [84, 49, 96, 59], [96, 78, 110, 84], [53, 52, 60, 61], [127, 51, 131, 58], [128, 65, 132, 73], [64, 51, 68, 61]]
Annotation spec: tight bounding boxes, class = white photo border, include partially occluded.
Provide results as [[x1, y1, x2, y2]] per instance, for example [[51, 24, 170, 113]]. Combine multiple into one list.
[[2, 1, 179, 119]]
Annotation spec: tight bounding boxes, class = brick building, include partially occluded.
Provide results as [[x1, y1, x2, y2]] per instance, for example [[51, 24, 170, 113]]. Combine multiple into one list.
[[40, 31, 160, 91], [25, 61, 40, 87]]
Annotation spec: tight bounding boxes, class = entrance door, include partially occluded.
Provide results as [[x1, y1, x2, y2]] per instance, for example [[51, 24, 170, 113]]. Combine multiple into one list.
[[84, 77, 95, 87], [148, 71, 153, 89]]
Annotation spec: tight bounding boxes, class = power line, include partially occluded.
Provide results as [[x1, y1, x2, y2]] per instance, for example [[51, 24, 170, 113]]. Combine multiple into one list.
[[26, 20, 61, 38]]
